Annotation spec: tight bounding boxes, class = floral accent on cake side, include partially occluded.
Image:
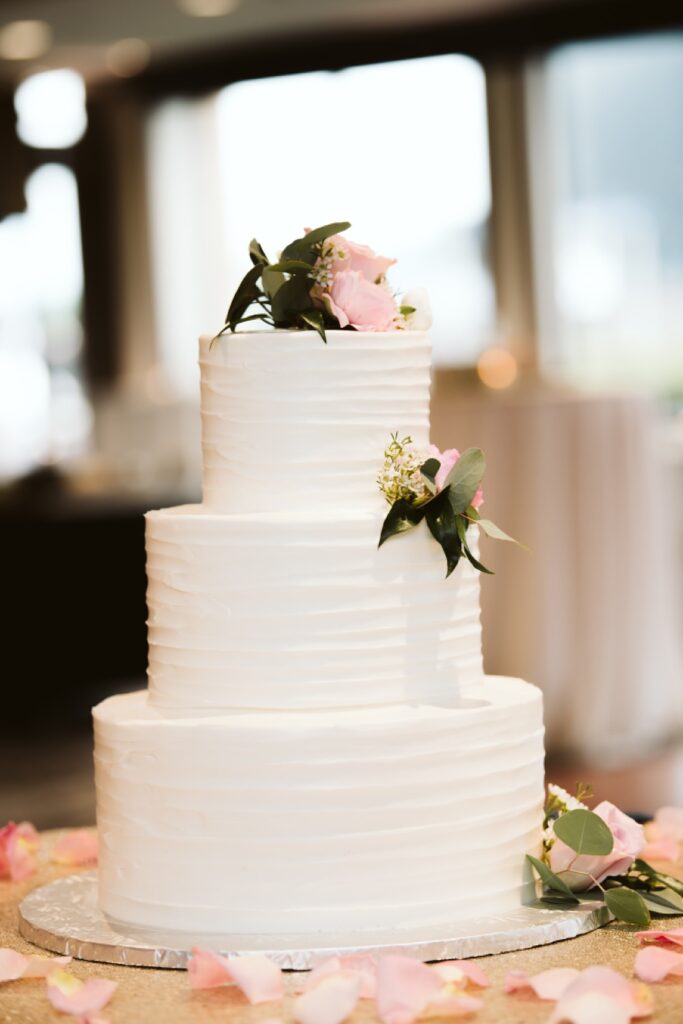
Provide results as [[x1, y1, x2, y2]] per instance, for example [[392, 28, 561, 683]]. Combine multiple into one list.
[[527, 783, 683, 927], [377, 434, 516, 578], [214, 223, 431, 343]]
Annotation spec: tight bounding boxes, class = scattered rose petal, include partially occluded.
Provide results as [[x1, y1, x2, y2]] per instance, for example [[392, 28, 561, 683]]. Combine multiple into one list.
[[0, 948, 71, 982], [635, 928, 683, 948], [187, 949, 283, 1003], [549, 992, 632, 1024], [52, 830, 99, 866], [641, 836, 679, 862], [304, 955, 376, 998], [559, 967, 653, 1019], [433, 960, 489, 989], [293, 974, 361, 1024], [505, 968, 580, 1000], [46, 970, 117, 1016], [375, 955, 443, 1024], [634, 947, 683, 983], [0, 821, 40, 881], [652, 807, 683, 841], [424, 991, 482, 1017], [226, 954, 284, 1004]]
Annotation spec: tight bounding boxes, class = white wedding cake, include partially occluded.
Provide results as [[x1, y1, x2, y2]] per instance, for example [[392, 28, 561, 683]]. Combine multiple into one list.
[[93, 326, 545, 938]]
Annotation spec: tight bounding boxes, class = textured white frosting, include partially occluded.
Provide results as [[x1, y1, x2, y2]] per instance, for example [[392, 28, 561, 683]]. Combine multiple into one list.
[[145, 505, 483, 710], [94, 677, 544, 936], [200, 331, 431, 514]]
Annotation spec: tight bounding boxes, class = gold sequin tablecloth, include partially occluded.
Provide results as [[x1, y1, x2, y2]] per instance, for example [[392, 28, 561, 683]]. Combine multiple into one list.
[[1, 830, 682, 1024]]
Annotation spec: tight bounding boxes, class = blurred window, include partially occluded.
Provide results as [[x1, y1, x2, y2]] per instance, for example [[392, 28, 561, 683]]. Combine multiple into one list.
[[533, 33, 683, 395], [0, 163, 91, 479], [147, 55, 495, 379]]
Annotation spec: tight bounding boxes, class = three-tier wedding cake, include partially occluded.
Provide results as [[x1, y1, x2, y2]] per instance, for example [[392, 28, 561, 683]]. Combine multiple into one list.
[[93, 226, 545, 939]]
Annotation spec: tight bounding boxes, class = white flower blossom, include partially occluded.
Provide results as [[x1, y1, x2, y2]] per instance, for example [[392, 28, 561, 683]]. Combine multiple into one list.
[[400, 287, 433, 331]]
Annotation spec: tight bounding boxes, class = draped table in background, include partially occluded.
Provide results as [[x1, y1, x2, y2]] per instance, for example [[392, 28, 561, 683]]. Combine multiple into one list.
[[432, 381, 683, 762], [1, 830, 682, 1023]]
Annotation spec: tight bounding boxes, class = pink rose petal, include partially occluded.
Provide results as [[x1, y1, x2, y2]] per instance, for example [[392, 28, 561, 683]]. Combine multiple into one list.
[[0, 948, 71, 982], [652, 806, 683, 841], [549, 992, 632, 1024], [559, 967, 653, 1019], [0, 821, 40, 881], [433, 960, 489, 989], [375, 956, 443, 1024], [52, 829, 98, 866], [505, 967, 580, 1000], [636, 928, 683, 948], [634, 946, 683, 983], [187, 948, 232, 989], [641, 835, 679, 862], [46, 970, 117, 1015], [304, 955, 376, 998], [0, 949, 29, 982], [293, 974, 361, 1024], [226, 954, 284, 1004], [424, 991, 483, 1017]]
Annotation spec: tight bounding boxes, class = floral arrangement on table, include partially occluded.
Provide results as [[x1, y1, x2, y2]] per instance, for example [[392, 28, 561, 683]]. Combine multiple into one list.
[[528, 784, 683, 927], [377, 434, 518, 577], [215, 221, 431, 343]]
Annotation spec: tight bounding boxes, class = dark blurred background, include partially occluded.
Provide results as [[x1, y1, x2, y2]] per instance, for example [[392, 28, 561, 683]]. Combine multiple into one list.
[[1, 0, 682, 827]]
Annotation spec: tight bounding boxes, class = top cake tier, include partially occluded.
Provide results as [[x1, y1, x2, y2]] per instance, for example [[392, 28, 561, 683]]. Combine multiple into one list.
[[200, 331, 431, 514]]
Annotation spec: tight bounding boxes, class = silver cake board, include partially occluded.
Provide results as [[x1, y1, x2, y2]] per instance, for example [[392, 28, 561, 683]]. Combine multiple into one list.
[[18, 872, 611, 970]]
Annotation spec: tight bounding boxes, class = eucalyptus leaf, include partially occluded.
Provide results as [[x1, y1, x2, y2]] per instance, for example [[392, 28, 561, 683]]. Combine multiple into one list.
[[225, 264, 263, 326], [526, 854, 579, 900], [456, 516, 494, 575], [267, 259, 316, 273], [248, 238, 269, 265], [604, 887, 650, 926], [270, 273, 315, 324], [425, 493, 462, 577], [540, 894, 585, 908], [282, 221, 351, 260], [553, 809, 614, 856], [445, 448, 486, 514], [420, 457, 441, 496], [298, 309, 327, 343], [477, 518, 520, 544], [378, 499, 426, 548]]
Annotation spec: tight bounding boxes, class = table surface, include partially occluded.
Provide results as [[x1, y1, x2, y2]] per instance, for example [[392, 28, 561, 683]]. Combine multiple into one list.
[[1, 831, 682, 1023]]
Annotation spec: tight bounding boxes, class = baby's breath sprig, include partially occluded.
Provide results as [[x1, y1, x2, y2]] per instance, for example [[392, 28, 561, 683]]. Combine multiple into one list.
[[377, 433, 432, 507]]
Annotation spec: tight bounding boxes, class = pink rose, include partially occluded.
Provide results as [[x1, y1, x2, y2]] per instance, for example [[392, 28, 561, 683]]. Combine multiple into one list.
[[427, 445, 484, 508], [324, 271, 398, 332], [549, 801, 645, 892], [327, 234, 396, 283]]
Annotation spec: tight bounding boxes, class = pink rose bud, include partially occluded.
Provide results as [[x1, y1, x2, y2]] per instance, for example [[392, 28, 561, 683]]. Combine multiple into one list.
[[324, 271, 398, 332], [549, 801, 645, 892]]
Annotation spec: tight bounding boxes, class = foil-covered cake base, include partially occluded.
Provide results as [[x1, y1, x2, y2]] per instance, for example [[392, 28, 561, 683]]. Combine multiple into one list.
[[19, 873, 610, 970]]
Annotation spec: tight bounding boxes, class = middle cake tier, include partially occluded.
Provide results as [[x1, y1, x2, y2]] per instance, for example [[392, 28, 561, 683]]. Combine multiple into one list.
[[146, 505, 483, 710]]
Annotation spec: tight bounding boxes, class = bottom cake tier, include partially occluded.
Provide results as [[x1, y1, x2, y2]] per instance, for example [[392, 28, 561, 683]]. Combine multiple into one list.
[[93, 677, 545, 937]]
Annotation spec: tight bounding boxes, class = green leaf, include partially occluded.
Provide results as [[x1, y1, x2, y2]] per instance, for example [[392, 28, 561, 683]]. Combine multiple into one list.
[[420, 457, 441, 496], [282, 221, 351, 260], [526, 854, 579, 900], [477, 518, 520, 544], [553, 809, 615, 856], [641, 888, 683, 915], [248, 238, 269, 265], [400, 305, 416, 316], [226, 264, 263, 325], [298, 309, 327, 343], [267, 259, 316, 273], [456, 516, 494, 574], [445, 448, 486, 514], [270, 273, 314, 324], [425, 494, 463, 578], [540, 894, 585, 908], [604, 887, 650, 926], [378, 499, 426, 548], [261, 266, 285, 299]]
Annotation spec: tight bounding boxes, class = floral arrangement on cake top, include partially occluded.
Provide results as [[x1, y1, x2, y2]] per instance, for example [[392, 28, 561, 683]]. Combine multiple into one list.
[[377, 434, 518, 577], [215, 221, 431, 343], [528, 783, 683, 926]]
